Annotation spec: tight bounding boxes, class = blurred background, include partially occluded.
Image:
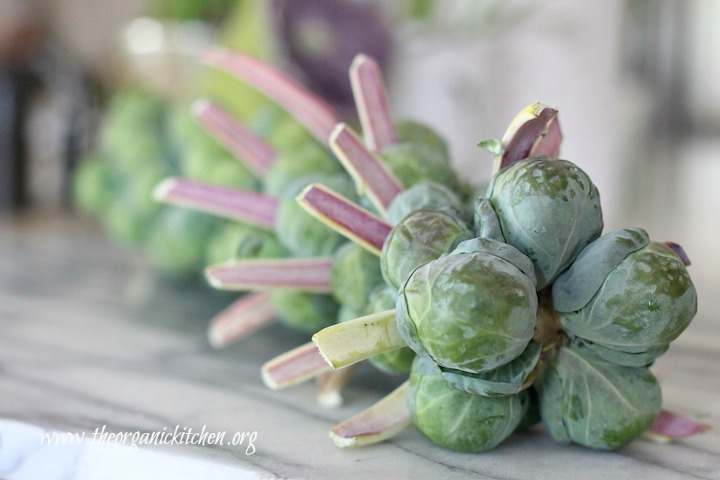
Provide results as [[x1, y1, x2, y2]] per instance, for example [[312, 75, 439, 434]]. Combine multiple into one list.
[[1, 0, 718, 301]]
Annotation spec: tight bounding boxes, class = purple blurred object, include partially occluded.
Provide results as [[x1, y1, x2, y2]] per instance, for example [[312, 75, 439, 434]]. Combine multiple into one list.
[[272, 0, 393, 109]]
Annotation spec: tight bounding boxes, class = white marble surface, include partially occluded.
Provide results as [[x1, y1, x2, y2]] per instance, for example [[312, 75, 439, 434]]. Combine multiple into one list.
[[0, 212, 719, 480]]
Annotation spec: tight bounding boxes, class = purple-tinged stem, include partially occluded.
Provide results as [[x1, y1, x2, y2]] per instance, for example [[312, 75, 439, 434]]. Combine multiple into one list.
[[262, 342, 332, 390], [207, 293, 276, 349], [663, 242, 692, 266], [154, 178, 278, 230], [645, 409, 710, 442], [205, 258, 334, 292], [204, 49, 340, 144], [493, 102, 563, 175], [296, 184, 392, 256], [350, 54, 397, 152], [193, 100, 276, 178], [316, 366, 357, 408], [330, 124, 403, 217], [330, 380, 411, 448]]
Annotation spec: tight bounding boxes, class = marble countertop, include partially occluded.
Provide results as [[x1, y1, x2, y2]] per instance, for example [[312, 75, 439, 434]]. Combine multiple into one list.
[[1, 212, 719, 480]]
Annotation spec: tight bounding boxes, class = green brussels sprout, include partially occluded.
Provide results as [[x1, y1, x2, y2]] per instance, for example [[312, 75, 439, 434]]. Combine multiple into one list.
[[380, 143, 458, 191], [275, 173, 357, 257], [105, 131, 166, 174], [73, 155, 115, 215], [270, 290, 339, 333], [473, 197, 505, 242], [553, 232, 697, 365], [265, 113, 319, 152], [488, 156, 603, 289], [206, 222, 286, 264], [438, 341, 541, 397], [144, 207, 220, 280], [396, 237, 537, 373], [330, 242, 384, 312], [408, 356, 525, 452], [337, 305, 364, 324], [393, 120, 450, 161], [364, 285, 415, 375], [380, 209, 473, 290], [102, 198, 148, 245], [205, 156, 259, 190], [537, 344, 662, 450], [263, 143, 341, 197], [386, 181, 465, 226]]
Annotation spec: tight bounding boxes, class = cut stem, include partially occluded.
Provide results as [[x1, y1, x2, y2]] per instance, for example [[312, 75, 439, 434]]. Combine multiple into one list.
[[644, 409, 710, 443], [193, 99, 276, 178], [154, 178, 278, 230], [350, 54, 397, 152], [330, 124, 403, 216], [205, 257, 334, 292], [207, 293, 276, 349], [262, 342, 333, 390], [316, 365, 357, 409], [663, 241, 691, 266], [493, 102, 562, 175], [204, 49, 339, 144], [330, 381, 411, 448], [312, 309, 404, 369], [296, 184, 392, 256]]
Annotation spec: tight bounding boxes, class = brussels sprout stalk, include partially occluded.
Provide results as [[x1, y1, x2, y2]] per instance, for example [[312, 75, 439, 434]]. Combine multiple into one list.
[[317, 366, 357, 408], [193, 100, 276, 178], [329, 124, 404, 216], [330, 381, 411, 448], [262, 342, 332, 390], [296, 184, 392, 255], [349, 54, 397, 152], [205, 258, 333, 292], [488, 102, 562, 176], [208, 292, 276, 349], [154, 178, 278, 229], [204, 49, 340, 144], [313, 310, 404, 369]]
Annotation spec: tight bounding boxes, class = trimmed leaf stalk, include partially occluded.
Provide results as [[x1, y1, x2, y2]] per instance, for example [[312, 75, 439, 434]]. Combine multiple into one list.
[[206, 257, 333, 293], [349, 54, 397, 152], [645, 410, 711, 442], [204, 49, 340, 144], [262, 342, 332, 390], [193, 99, 276, 178], [207, 292, 276, 349], [316, 366, 357, 408]]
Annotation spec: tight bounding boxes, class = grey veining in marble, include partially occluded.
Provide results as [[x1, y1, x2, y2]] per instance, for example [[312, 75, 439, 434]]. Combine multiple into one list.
[[0, 212, 718, 480]]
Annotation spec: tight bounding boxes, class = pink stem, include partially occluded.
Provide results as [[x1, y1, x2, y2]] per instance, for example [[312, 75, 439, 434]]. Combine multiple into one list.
[[330, 124, 404, 217], [262, 342, 333, 390], [154, 178, 278, 230], [193, 100, 276, 178], [646, 409, 710, 441], [500, 107, 562, 171], [316, 365, 357, 408], [330, 380, 411, 447], [296, 184, 392, 256], [350, 54, 397, 152], [207, 293, 276, 349], [205, 258, 334, 292], [529, 114, 562, 158], [204, 49, 340, 144], [663, 242, 692, 266]]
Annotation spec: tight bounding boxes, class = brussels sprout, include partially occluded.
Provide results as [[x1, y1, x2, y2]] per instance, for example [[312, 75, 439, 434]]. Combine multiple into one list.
[[380, 143, 458, 191], [144, 207, 220, 280], [488, 156, 603, 289], [408, 356, 525, 452], [206, 222, 286, 265], [380, 209, 473, 290], [438, 341, 541, 397], [553, 238, 697, 364], [275, 173, 357, 256], [205, 156, 259, 190], [365, 285, 415, 375], [265, 113, 319, 152], [386, 181, 465, 226], [263, 143, 341, 197], [393, 120, 449, 161], [330, 242, 384, 312], [537, 344, 662, 450], [271, 290, 339, 333], [397, 238, 537, 373], [73, 156, 115, 215], [473, 197, 505, 242]]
